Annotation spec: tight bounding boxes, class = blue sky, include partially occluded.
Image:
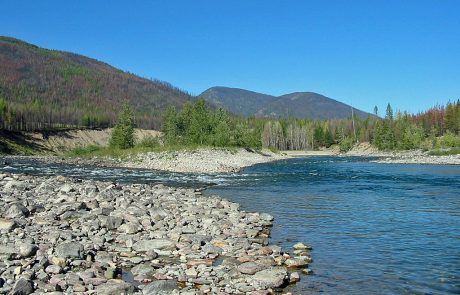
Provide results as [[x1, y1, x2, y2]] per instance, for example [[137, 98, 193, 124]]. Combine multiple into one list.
[[2, 0, 459, 114]]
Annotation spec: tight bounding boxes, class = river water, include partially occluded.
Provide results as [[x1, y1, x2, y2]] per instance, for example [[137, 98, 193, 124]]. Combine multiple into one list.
[[1, 156, 459, 294]]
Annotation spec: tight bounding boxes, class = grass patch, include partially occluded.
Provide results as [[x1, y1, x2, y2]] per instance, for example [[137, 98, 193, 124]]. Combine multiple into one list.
[[428, 147, 460, 156]]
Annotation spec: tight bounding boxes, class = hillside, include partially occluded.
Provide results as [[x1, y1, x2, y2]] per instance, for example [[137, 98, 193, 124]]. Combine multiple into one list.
[[200, 86, 370, 119], [0, 36, 192, 130], [200, 86, 277, 116]]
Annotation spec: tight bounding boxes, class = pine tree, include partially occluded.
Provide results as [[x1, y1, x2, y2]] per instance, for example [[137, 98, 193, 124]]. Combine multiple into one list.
[[385, 103, 394, 121], [109, 102, 135, 149]]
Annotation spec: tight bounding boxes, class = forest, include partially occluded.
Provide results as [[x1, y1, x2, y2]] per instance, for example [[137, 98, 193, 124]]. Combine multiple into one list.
[[1, 93, 460, 152]]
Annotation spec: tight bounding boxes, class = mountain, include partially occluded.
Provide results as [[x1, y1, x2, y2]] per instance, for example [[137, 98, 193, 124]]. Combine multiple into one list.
[[200, 87, 371, 120], [200, 87, 277, 117], [0, 36, 192, 129]]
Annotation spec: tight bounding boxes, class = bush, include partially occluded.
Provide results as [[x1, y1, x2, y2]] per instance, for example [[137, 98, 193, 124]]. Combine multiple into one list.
[[137, 136, 161, 148], [399, 124, 425, 150], [437, 131, 460, 148], [339, 136, 354, 152]]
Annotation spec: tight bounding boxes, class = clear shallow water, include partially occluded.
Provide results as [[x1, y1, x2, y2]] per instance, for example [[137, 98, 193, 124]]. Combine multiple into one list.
[[1, 156, 459, 294], [207, 157, 460, 294]]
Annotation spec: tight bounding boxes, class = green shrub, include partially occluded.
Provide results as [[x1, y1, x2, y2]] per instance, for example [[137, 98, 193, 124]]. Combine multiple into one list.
[[137, 136, 161, 148], [437, 131, 460, 148], [399, 124, 425, 150], [428, 147, 460, 156], [339, 136, 354, 152]]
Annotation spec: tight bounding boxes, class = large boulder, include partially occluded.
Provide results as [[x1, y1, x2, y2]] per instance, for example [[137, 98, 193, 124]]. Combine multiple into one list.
[[237, 262, 264, 275], [142, 280, 178, 295], [5, 203, 29, 218], [95, 280, 135, 295], [132, 239, 175, 252], [54, 242, 84, 259], [0, 218, 16, 232], [252, 267, 287, 289], [11, 278, 34, 295]]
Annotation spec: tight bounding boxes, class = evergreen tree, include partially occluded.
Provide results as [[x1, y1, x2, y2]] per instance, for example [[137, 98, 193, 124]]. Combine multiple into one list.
[[385, 103, 394, 121], [162, 106, 178, 144], [109, 102, 135, 149], [373, 105, 378, 116]]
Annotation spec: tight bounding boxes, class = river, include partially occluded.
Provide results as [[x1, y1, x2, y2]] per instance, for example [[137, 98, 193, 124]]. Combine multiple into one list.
[[1, 156, 459, 294]]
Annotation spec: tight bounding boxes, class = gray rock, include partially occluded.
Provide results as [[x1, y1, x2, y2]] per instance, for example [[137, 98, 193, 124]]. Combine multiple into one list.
[[95, 281, 135, 295], [293, 242, 312, 250], [45, 265, 62, 274], [142, 280, 178, 295], [0, 218, 16, 232], [284, 257, 310, 267], [106, 216, 123, 230], [59, 184, 74, 193], [6, 203, 29, 218], [131, 264, 154, 276], [201, 244, 223, 254], [252, 267, 287, 289], [132, 239, 175, 252], [11, 278, 34, 295], [260, 213, 274, 222], [18, 243, 37, 258], [237, 262, 264, 275], [289, 272, 300, 283], [54, 242, 84, 259]]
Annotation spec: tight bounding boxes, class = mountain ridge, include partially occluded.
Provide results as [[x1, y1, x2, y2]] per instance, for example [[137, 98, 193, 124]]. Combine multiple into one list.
[[200, 86, 371, 119], [0, 36, 192, 129]]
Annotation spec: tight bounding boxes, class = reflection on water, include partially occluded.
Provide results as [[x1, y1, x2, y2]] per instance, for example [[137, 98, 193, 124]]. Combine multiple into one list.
[[1, 156, 459, 294]]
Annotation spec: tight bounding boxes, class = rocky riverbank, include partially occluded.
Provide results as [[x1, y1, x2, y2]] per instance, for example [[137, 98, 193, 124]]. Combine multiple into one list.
[[346, 143, 460, 165], [0, 173, 312, 295], [122, 149, 286, 173], [4, 148, 287, 174]]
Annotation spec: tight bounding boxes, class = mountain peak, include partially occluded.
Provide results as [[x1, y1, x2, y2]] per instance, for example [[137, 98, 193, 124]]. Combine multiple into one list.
[[200, 86, 370, 119]]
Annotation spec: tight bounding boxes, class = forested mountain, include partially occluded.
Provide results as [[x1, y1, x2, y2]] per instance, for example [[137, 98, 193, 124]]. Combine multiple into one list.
[[200, 86, 370, 119], [199, 87, 277, 116], [0, 36, 192, 130]]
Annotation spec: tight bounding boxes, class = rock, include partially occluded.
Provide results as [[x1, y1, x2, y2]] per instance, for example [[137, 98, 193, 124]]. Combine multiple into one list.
[[185, 267, 198, 278], [201, 243, 223, 254], [59, 184, 74, 193], [45, 265, 62, 274], [106, 216, 123, 230], [54, 242, 84, 259], [18, 243, 37, 258], [132, 239, 175, 252], [142, 280, 178, 295], [289, 272, 300, 283], [293, 242, 312, 250], [0, 244, 17, 256], [50, 256, 67, 267], [252, 267, 287, 289], [95, 280, 135, 295], [260, 213, 274, 222], [11, 278, 34, 295], [4, 180, 27, 191], [0, 218, 16, 232], [131, 264, 154, 276], [284, 257, 310, 267], [6, 203, 29, 218], [104, 267, 117, 279], [237, 262, 264, 275], [302, 268, 313, 275]]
